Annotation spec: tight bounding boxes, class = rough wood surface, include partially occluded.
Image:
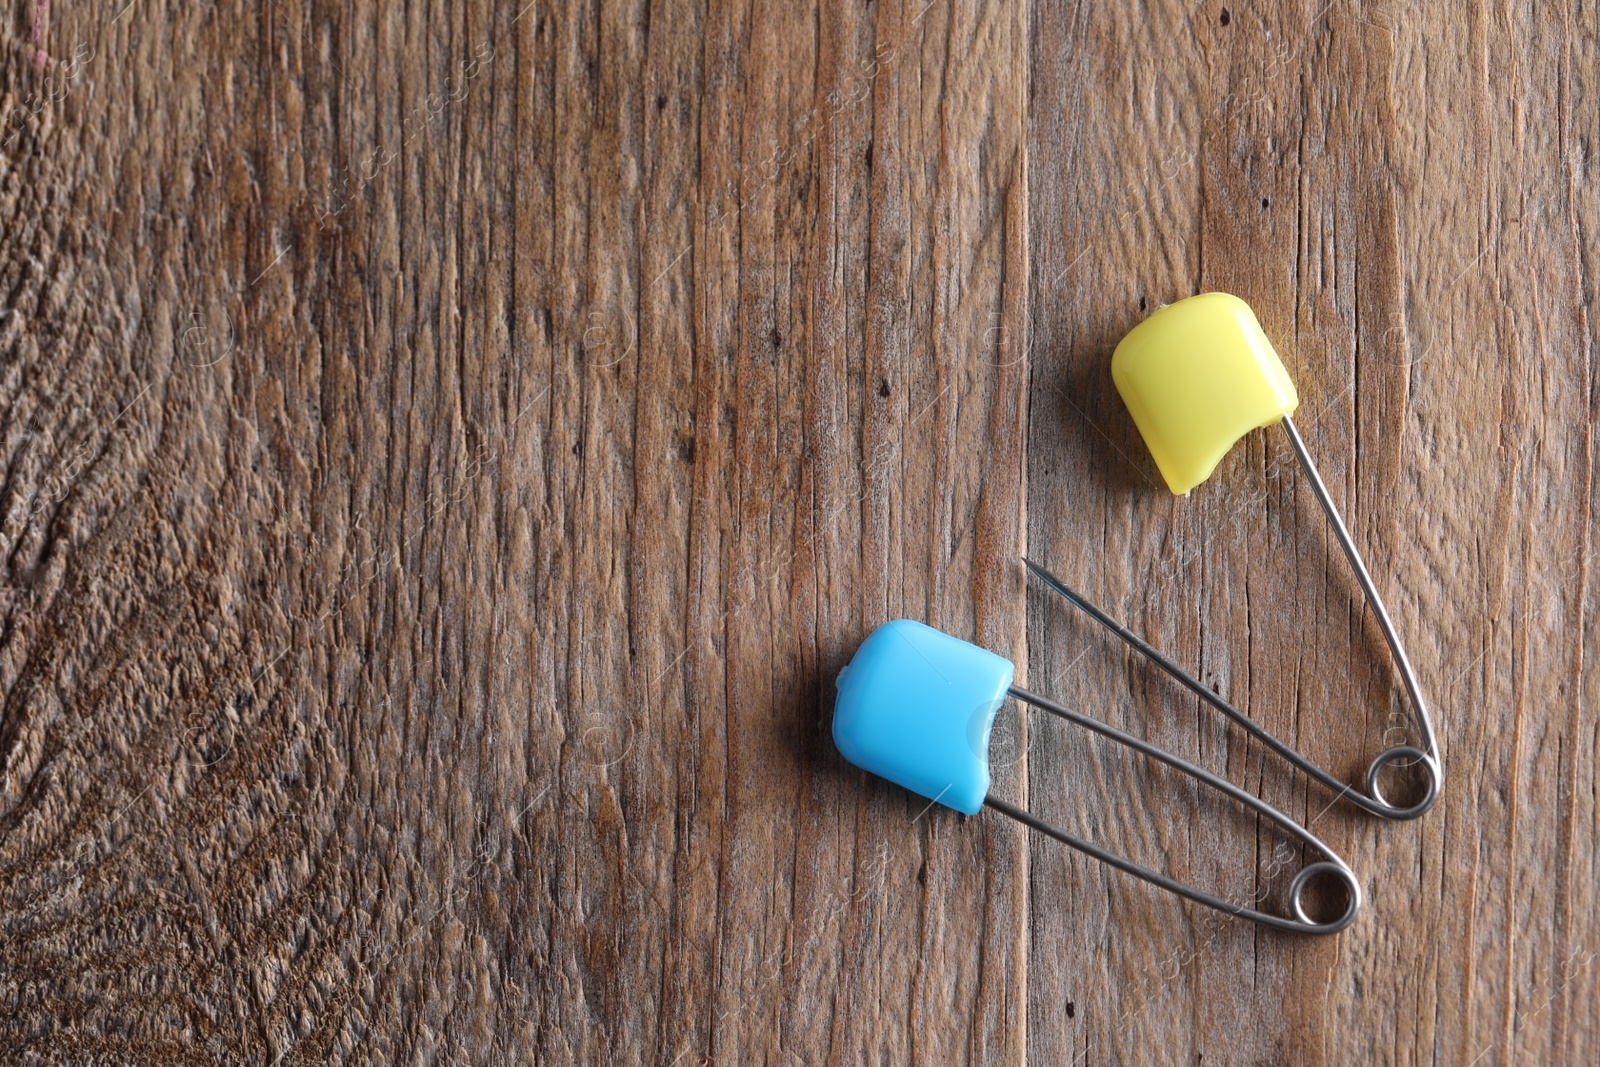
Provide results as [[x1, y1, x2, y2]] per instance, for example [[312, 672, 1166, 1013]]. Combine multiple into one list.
[[1, 0, 1595, 1063]]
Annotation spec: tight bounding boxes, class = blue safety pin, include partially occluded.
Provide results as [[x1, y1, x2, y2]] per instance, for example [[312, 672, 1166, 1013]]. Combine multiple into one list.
[[832, 569, 1362, 935]]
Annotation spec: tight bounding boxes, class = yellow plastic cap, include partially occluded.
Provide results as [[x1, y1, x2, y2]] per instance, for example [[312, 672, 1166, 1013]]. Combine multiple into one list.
[[1111, 292, 1299, 495]]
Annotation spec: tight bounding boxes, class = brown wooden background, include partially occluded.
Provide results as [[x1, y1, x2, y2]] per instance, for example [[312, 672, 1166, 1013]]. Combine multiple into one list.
[[1, 0, 1595, 1063]]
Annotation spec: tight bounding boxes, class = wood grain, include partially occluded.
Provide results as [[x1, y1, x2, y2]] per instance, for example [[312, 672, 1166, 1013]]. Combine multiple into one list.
[[0, 0, 1594, 1063]]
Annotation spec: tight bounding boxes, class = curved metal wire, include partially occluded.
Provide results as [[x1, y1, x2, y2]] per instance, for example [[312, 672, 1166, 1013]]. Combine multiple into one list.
[[991, 686, 1361, 935], [1024, 413, 1441, 820]]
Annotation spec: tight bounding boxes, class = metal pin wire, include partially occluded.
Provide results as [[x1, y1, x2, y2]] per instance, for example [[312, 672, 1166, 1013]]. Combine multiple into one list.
[[1024, 413, 1442, 821]]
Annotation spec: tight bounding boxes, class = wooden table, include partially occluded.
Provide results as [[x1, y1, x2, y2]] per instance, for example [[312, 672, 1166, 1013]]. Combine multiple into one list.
[[2, 1, 1594, 1063]]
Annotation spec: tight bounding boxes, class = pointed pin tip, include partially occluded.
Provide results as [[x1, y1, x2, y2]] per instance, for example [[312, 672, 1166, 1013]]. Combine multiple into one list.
[[1021, 558, 1077, 602]]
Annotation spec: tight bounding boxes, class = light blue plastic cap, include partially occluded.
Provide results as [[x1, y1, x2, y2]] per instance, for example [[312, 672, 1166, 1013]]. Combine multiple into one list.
[[832, 619, 1016, 816]]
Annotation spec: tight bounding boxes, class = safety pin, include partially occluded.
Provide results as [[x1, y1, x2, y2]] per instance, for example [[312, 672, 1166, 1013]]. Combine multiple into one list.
[[1097, 291, 1442, 819], [832, 616, 1362, 935]]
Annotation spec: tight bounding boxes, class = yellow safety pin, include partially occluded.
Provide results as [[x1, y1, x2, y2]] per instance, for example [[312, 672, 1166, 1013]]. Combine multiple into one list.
[[1035, 292, 1441, 820]]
